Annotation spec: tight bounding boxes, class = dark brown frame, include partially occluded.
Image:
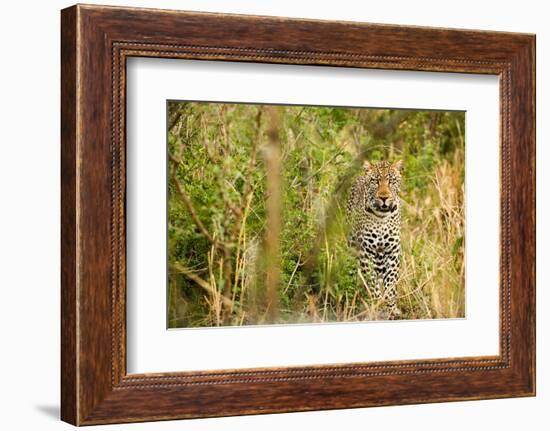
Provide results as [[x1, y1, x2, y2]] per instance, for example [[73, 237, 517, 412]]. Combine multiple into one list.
[[61, 4, 536, 426]]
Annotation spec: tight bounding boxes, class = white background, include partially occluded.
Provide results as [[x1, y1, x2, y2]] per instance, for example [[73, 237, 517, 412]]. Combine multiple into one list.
[[0, 0, 547, 430], [127, 59, 500, 373]]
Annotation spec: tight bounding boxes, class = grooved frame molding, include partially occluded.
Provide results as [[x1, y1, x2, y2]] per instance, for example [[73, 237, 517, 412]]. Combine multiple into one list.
[[61, 4, 536, 426]]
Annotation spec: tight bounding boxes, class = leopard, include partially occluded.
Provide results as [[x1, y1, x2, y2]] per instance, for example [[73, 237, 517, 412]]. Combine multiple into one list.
[[346, 159, 404, 318]]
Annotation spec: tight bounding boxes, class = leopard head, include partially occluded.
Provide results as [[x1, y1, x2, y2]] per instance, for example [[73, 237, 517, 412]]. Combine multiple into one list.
[[363, 160, 403, 217]]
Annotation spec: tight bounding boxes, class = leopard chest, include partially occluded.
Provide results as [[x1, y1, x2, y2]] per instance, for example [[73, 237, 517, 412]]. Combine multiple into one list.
[[355, 211, 401, 260]]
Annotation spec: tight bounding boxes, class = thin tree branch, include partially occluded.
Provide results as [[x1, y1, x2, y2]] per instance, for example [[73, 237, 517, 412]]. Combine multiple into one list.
[[171, 263, 234, 308]]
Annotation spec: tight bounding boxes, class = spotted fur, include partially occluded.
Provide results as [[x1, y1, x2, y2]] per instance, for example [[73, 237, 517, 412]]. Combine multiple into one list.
[[347, 160, 404, 318]]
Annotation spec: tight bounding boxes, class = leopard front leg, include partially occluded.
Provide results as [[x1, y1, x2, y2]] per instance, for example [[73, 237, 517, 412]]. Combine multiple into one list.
[[357, 249, 383, 301], [383, 254, 401, 318]]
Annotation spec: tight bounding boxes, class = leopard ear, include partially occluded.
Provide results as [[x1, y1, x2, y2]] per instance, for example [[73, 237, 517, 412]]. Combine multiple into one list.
[[363, 160, 372, 173], [392, 160, 404, 172]]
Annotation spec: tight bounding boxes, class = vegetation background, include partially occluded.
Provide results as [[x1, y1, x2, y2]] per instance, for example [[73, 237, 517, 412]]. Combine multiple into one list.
[[167, 101, 465, 328]]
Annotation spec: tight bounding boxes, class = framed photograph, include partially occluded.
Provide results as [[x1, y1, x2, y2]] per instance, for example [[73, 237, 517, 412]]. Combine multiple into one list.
[[61, 4, 535, 425]]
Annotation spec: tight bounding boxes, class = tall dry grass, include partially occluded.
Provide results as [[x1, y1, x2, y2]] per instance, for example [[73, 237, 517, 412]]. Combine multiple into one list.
[[396, 150, 465, 319]]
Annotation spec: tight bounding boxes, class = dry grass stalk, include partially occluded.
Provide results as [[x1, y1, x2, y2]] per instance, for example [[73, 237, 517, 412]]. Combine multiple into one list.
[[263, 106, 282, 323]]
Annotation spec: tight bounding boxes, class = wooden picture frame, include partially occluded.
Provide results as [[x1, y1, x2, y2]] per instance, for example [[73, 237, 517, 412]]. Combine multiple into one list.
[[61, 4, 535, 425]]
